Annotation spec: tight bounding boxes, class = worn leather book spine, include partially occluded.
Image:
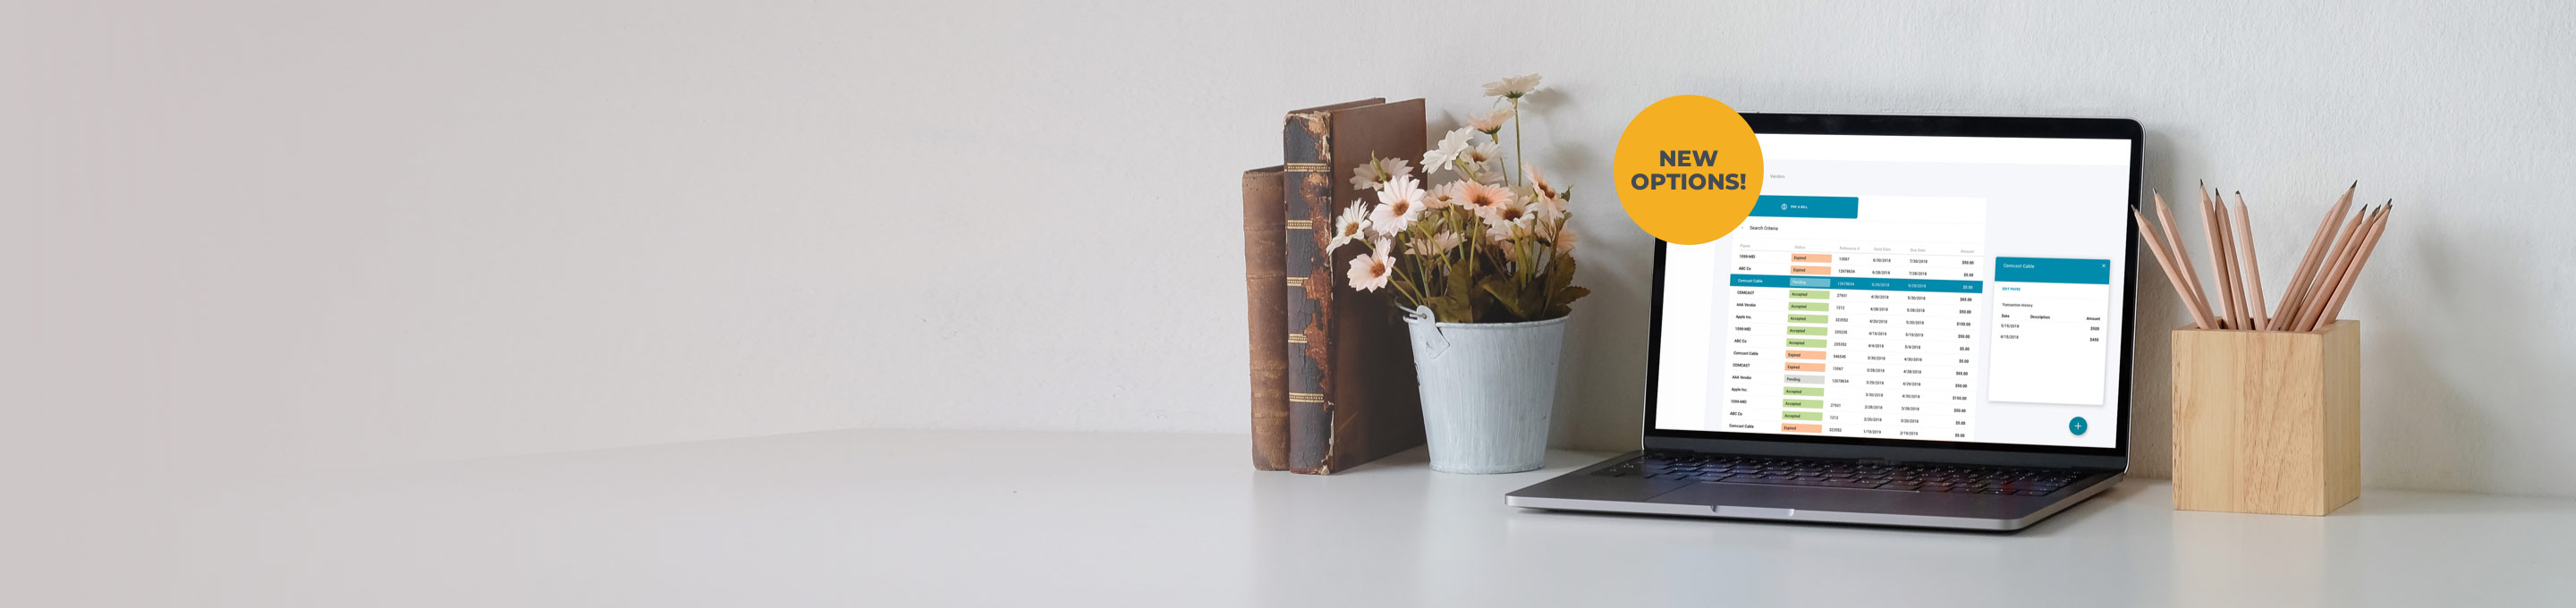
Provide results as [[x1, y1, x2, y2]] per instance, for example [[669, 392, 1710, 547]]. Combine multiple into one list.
[[1243, 166, 1290, 471], [1282, 106, 1341, 475]]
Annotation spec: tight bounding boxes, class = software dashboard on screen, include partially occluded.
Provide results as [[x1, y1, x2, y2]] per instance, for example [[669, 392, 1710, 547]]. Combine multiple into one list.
[[1654, 133, 2131, 449]]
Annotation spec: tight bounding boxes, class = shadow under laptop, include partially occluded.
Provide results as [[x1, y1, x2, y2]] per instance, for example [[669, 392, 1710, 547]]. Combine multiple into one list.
[[1486, 480, 2157, 604]]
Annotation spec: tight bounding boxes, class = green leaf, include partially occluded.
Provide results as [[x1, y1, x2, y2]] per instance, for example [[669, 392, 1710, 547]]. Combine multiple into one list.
[[1520, 274, 1546, 321], [1429, 269, 1474, 323], [1545, 253, 1576, 296], [1555, 285, 1591, 308], [1480, 275, 1529, 321], [1440, 257, 1479, 323]]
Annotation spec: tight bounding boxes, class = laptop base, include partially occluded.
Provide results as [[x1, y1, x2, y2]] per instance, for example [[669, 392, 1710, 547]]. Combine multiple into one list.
[[1506, 451, 2124, 531]]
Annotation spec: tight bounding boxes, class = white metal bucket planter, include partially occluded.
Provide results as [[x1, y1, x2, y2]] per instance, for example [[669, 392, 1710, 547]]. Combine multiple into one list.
[[1402, 309, 1567, 474]]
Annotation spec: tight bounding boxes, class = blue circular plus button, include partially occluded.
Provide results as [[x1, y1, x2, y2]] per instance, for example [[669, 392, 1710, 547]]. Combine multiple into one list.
[[2069, 417, 2089, 435]]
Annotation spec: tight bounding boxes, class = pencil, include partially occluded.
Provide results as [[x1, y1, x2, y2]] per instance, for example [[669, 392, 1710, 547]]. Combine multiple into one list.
[[2295, 204, 2378, 332], [2218, 195, 2250, 329], [2316, 203, 2391, 326], [2134, 205, 2214, 329], [2231, 192, 2267, 330], [2200, 186, 2239, 329], [2270, 182, 2356, 330], [2152, 191, 2216, 325], [2290, 204, 2368, 332]]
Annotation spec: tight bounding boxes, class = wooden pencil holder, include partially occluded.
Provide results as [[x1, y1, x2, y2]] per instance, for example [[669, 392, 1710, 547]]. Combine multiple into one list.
[[2170, 320, 2361, 516]]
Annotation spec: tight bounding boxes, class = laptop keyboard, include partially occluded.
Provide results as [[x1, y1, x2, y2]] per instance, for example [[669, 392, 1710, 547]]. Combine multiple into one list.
[[1595, 452, 2088, 495]]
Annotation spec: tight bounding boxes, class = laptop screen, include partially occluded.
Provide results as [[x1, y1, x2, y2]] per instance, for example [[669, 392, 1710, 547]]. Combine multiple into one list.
[[1652, 131, 2134, 450]]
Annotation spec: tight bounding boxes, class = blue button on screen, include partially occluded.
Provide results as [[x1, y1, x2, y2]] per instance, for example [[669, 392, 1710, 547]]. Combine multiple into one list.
[[2069, 417, 2089, 435]]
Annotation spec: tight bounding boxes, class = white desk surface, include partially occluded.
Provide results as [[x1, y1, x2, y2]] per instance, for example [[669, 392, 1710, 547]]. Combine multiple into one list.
[[38, 429, 2576, 607]]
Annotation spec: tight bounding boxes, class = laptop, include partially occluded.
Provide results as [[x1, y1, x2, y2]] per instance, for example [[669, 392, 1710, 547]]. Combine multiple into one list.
[[1507, 114, 2142, 531]]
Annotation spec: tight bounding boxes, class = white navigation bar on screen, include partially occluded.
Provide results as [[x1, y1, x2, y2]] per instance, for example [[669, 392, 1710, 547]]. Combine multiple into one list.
[[1758, 133, 2130, 166]]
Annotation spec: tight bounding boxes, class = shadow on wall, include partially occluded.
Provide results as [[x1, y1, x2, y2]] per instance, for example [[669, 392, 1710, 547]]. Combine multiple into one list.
[[2362, 218, 2492, 494], [2123, 133, 2185, 479], [1474, 86, 1648, 452]]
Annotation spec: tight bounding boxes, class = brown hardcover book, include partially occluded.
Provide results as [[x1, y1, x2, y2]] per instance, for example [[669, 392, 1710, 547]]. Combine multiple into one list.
[[1281, 98, 1428, 475], [1243, 166, 1290, 470]]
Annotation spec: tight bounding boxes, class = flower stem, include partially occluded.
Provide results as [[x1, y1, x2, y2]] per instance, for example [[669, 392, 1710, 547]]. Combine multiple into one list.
[[1510, 97, 1524, 187]]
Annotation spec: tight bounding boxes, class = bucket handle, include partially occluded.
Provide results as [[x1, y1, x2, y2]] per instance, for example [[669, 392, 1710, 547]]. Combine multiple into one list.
[[1405, 306, 1452, 361]]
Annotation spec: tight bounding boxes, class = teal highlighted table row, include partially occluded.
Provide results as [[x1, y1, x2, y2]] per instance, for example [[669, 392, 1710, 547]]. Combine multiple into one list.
[[1995, 257, 2112, 285]]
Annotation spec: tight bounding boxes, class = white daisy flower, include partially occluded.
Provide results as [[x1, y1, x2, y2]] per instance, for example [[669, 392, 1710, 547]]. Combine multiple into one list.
[[1346, 239, 1395, 291], [1462, 140, 1504, 183], [1421, 128, 1472, 174], [1483, 213, 1534, 243], [1349, 156, 1412, 191], [1368, 175, 1426, 234], [1482, 73, 1542, 99], [1463, 139, 1502, 169], [1329, 199, 1370, 251]]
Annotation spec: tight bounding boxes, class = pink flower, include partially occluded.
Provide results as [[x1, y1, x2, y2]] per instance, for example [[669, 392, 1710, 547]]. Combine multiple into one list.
[[1553, 225, 1580, 254], [1368, 175, 1426, 234], [1473, 190, 1530, 226], [1454, 180, 1517, 213], [1425, 181, 1470, 209], [1525, 163, 1563, 201], [1346, 239, 1395, 291], [1467, 106, 1515, 134]]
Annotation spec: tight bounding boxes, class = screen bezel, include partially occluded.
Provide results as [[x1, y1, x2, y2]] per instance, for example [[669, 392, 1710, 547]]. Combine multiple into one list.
[[1640, 114, 2144, 470]]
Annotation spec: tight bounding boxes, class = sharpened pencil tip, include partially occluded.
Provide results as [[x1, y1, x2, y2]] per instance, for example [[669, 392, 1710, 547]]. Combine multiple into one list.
[[2351, 181, 2359, 189]]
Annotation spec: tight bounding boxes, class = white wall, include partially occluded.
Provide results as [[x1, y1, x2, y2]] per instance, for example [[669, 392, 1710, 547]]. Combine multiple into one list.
[[12, 1, 2576, 496]]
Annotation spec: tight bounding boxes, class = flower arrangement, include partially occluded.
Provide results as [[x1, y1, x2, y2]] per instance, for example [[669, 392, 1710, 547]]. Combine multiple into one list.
[[1333, 73, 1589, 324]]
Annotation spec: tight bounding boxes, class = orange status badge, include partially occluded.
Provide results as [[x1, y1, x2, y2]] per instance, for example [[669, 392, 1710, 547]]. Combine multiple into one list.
[[1613, 96, 1764, 245]]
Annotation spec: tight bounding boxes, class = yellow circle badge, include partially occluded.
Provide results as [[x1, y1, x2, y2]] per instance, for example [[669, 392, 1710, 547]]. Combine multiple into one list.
[[1613, 96, 1764, 245]]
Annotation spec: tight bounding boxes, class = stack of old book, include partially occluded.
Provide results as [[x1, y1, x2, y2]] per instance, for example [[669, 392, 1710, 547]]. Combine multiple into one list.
[[1241, 98, 1427, 474]]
